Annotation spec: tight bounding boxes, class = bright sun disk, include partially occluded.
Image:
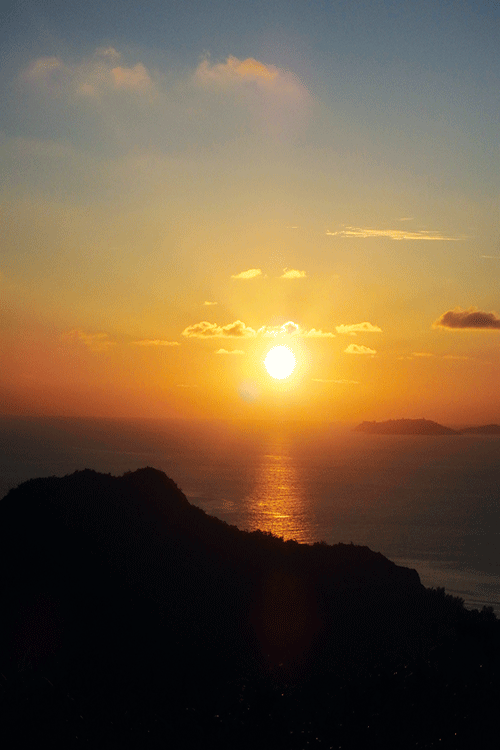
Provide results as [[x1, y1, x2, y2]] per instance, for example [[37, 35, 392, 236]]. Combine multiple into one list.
[[264, 346, 296, 380]]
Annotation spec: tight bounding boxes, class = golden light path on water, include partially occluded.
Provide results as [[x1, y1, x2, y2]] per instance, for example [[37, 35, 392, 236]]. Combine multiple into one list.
[[241, 437, 312, 542]]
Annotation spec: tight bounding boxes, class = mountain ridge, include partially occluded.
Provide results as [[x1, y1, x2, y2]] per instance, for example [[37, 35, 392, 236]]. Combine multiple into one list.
[[0, 466, 498, 748]]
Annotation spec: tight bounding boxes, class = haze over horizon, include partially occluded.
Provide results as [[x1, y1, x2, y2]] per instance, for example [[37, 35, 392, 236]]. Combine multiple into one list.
[[1, 1, 499, 424]]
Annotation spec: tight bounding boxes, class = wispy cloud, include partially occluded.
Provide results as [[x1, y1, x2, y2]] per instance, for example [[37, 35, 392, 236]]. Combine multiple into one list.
[[302, 328, 336, 338], [336, 322, 382, 335], [433, 307, 500, 330], [204, 301, 218, 306], [344, 344, 376, 355], [398, 352, 434, 360], [280, 268, 307, 279], [62, 329, 115, 352], [398, 217, 414, 222], [231, 268, 262, 280], [480, 255, 500, 260], [327, 226, 464, 241], [312, 378, 360, 384], [182, 320, 257, 338], [131, 339, 180, 346], [215, 348, 245, 354]]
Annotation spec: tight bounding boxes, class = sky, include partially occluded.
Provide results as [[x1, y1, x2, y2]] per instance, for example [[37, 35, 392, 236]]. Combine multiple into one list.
[[1, 0, 499, 424]]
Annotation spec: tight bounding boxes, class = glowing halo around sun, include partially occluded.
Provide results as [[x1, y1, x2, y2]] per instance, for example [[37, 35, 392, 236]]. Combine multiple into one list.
[[264, 346, 296, 380]]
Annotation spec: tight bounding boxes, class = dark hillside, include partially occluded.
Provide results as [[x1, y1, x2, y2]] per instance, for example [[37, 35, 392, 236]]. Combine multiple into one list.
[[0, 468, 498, 748]]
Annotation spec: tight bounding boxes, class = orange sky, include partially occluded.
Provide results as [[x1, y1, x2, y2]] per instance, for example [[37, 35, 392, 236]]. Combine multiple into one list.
[[1, 3, 500, 425]]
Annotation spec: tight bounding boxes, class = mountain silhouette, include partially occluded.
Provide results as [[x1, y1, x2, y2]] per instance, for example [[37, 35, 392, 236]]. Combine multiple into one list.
[[0, 467, 498, 748]]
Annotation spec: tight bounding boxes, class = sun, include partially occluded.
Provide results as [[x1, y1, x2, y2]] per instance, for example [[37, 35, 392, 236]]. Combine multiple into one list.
[[264, 346, 296, 380]]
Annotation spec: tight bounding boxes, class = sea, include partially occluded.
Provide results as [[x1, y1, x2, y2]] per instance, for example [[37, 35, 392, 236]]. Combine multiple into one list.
[[1, 415, 499, 614]]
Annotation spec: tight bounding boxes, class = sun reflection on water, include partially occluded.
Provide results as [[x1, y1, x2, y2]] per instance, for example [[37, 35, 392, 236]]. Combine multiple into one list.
[[242, 443, 310, 542]]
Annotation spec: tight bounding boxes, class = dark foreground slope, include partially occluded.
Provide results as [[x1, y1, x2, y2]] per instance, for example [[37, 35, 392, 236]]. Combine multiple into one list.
[[0, 468, 498, 749]]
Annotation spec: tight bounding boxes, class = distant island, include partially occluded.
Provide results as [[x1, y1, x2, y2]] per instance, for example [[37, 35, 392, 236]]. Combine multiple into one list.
[[354, 418, 458, 435], [0, 467, 498, 748], [355, 419, 500, 435], [459, 424, 500, 435]]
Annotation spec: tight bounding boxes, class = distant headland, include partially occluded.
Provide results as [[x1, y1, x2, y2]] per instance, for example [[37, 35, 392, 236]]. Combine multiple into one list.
[[355, 418, 458, 434], [355, 418, 500, 435]]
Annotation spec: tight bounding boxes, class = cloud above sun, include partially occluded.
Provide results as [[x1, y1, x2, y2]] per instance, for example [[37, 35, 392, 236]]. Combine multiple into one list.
[[182, 320, 257, 338], [215, 348, 245, 355], [280, 268, 307, 279], [433, 307, 500, 330], [258, 321, 335, 338], [231, 268, 262, 280], [336, 322, 382, 334], [344, 344, 377, 355], [327, 226, 464, 241], [182, 319, 336, 340]]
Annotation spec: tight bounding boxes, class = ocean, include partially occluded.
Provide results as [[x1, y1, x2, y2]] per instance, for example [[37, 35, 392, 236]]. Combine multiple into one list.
[[1, 415, 499, 614]]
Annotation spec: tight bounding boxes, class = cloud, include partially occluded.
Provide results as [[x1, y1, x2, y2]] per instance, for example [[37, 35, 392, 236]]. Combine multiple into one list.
[[231, 268, 262, 279], [215, 348, 245, 354], [344, 344, 376, 355], [412, 352, 434, 357], [327, 226, 464, 241], [196, 55, 278, 85], [195, 55, 307, 101], [432, 307, 500, 330], [63, 329, 115, 352], [194, 55, 311, 140], [111, 63, 153, 92], [257, 321, 335, 338], [95, 47, 122, 61], [312, 378, 360, 384], [335, 322, 382, 334], [25, 56, 69, 82], [131, 339, 180, 346], [480, 255, 500, 260], [182, 320, 257, 338], [399, 217, 414, 221], [280, 268, 307, 279], [183, 319, 336, 341], [204, 301, 218, 306], [258, 321, 300, 337], [302, 328, 336, 338], [23, 49, 155, 99]]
